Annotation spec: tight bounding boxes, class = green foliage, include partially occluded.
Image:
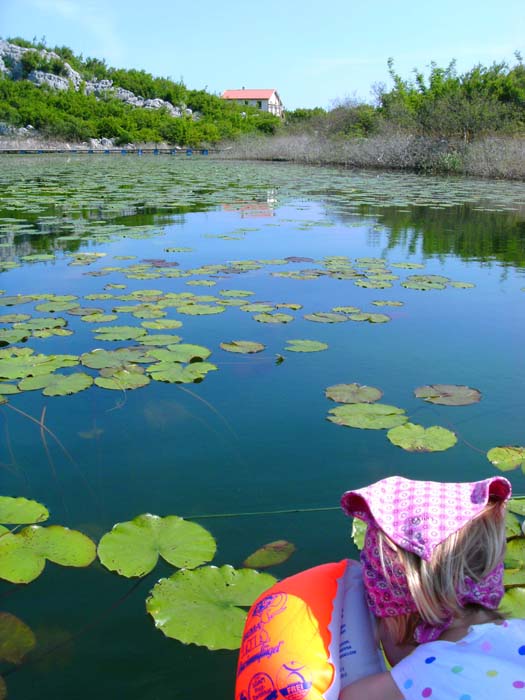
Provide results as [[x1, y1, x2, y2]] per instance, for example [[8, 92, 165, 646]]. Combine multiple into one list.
[[379, 57, 525, 140], [0, 38, 281, 146]]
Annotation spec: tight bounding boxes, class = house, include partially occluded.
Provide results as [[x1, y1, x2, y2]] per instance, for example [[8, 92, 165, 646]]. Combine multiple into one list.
[[221, 89, 284, 118]]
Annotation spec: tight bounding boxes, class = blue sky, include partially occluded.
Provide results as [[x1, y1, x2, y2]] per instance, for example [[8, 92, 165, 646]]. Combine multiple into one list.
[[1, 0, 524, 110]]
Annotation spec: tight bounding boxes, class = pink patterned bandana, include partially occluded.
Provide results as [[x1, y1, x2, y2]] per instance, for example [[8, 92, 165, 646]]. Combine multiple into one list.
[[341, 476, 511, 642]]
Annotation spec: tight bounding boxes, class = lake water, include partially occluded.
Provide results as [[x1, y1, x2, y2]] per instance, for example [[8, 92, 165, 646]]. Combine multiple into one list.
[[0, 156, 524, 699]]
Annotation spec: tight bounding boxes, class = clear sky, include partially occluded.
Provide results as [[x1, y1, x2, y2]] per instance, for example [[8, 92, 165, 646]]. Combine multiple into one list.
[[1, 0, 524, 110]]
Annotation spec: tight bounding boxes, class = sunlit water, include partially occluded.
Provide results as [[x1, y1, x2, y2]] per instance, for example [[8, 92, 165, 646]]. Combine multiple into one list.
[[0, 156, 524, 699]]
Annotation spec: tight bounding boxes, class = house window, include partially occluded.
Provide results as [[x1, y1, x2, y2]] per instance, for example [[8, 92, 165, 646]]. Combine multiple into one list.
[[257, 100, 262, 109], [244, 100, 248, 105]]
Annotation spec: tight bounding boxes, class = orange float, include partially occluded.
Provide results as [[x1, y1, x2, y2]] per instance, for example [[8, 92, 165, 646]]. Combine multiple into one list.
[[235, 559, 384, 700]]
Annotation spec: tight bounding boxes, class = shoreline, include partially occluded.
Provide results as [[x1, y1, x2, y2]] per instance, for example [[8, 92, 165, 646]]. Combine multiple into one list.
[[2, 133, 525, 181]]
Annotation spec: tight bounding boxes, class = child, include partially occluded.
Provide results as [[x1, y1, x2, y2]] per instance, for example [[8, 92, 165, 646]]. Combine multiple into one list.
[[339, 475, 524, 700]]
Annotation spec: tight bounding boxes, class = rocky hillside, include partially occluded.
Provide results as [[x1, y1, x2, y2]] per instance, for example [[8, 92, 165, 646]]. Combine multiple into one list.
[[0, 38, 280, 147]]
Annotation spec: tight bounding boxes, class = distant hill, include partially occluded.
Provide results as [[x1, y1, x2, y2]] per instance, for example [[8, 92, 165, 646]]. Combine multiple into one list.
[[0, 37, 281, 147]]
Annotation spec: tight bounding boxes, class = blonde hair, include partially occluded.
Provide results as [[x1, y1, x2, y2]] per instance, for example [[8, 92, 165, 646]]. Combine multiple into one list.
[[377, 499, 507, 645]]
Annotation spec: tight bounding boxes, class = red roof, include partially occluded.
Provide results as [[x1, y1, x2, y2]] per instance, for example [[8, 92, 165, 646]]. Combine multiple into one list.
[[222, 89, 277, 100]]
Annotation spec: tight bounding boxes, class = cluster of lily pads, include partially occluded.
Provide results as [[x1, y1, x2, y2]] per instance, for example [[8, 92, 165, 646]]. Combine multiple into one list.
[[323, 380, 525, 467], [0, 491, 300, 700]]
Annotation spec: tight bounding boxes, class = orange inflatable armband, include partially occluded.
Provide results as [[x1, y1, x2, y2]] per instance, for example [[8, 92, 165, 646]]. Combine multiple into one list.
[[235, 560, 384, 700]]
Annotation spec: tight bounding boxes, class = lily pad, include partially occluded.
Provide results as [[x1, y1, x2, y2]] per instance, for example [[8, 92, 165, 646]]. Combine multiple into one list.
[[80, 313, 119, 323], [349, 312, 390, 323], [94, 371, 150, 391], [487, 446, 525, 473], [219, 290, 254, 298], [449, 281, 475, 289], [332, 306, 360, 314], [141, 319, 183, 330], [220, 341, 265, 354], [146, 565, 277, 649], [243, 540, 296, 569], [80, 347, 152, 369], [19, 372, 94, 396], [97, 514, 216, 577], [284, 339, 328, 352], [253, 313, 294, 324], [504, 539, 525, 587], [0, 496, 49, 524], [414, 384, 481, 406], [386, 423, 457, 452], [0, 612, 36, 663], [501, 588, 525, 617], [304, 312, 348, 323], [176, 304, 225, 315], [240, 303, 274, 313], [327, 403, 407, 430], [0, 350, 78, 379], [148, 362, 217, 384], [93, 326, 147, 341], [371, 300, 404, 307], [147, 344, 211, 363], [325, 383, 383, 403], [0, 525, 96, 583]]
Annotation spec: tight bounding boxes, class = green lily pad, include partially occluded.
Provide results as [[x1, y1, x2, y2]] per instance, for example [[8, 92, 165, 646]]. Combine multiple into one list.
[[371, 300, 404, 307], [304, 312, 348, 323], [0, 383, 20, 395], [325, 383, 383, 403], [137, 334, 183, 347], [19, 372, 93, 396], [332, 306, 360, 314], [240, 303, 274, 313], [148, 362, 217, 384], [35, 301, 78, 313], [275, 303, 302, 310], [147, 344, 211, 363], [506, 512, 522, 538], [0, 314, 31, 323], [0, 612, 36, 663], [14, 317, 67, 331], [0, 496, 49, 524], [0, 525, 96, 583], [220, 341, 265, 354], [386, 423, 457, 452], [327, 403, 407, 429], [501, 588, 525, 617], [146, 565, 277, 650], [219, 290, 254, 298], [449, 281, 475, 289], [68, 307, 105, 316], [97, 514, 216, 577], [351, 518, 367, 550], [487, 446, 525, 473], [414, 384, 482, 406], [243, 540, 296, 569], [354, 279, 392, 289], [284, 339, 328, 352], [81, 313, 119, 323], [176, 304, 225, 315], [93, 326, 147, 341], [349, 312, 390, 323], [95, 371, 150, 391], [80, 347, 152, 369], [253, 313, 294, 324], [141, 319, 183, 330], [508, 498, 525, 516], [0, 350, 78, 379], [504, 539, 525, 587], [0, 329, 29, 345]]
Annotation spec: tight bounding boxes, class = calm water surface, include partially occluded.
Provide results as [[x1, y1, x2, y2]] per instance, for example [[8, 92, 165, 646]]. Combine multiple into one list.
[[0, 156, 524, 699]]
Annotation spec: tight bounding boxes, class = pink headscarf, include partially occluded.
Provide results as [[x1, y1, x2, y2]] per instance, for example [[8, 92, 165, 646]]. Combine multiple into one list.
[[341, 475, 511, 642]]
